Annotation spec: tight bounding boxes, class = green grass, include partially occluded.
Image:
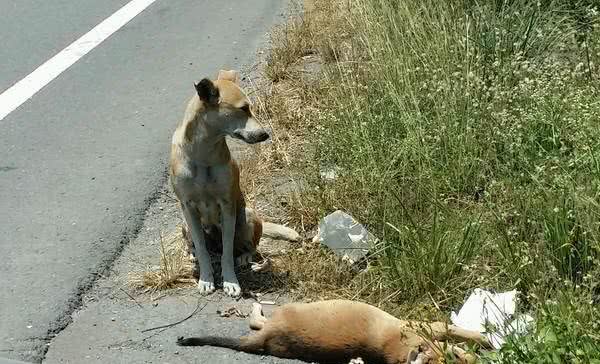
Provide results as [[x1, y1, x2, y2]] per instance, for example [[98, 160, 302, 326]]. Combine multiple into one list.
[[482, 289, 600, 363], [291, 0, 600, 360]]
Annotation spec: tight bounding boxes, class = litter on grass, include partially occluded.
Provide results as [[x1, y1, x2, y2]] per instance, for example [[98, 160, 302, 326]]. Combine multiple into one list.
[[312, 210, 377, 265], [451, 288, 534, 349]]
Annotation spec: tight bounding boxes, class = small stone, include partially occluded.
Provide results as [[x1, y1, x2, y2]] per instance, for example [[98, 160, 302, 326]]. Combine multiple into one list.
[[319, 166, 341, 182]]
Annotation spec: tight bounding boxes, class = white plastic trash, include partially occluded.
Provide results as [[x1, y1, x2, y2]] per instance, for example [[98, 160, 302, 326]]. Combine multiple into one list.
[[450, 288, 534, 349], [313, 210, 376, 264]]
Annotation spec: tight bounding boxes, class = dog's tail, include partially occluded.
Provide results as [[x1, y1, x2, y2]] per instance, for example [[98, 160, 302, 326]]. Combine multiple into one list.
[[176, 335, 263, 354], [262, 222, 300, 242]]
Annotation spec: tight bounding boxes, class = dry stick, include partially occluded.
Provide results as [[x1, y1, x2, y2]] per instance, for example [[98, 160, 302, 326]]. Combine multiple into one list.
[[259, 291, 283, 306], [119, 287, 143, 309], [428, 292, 441, 312], [141, 299, 208, 333], [378, 289, 402, 307]]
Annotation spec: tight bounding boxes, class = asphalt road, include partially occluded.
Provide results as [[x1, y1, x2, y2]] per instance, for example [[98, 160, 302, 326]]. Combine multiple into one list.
[[0, 1, 289, 362]]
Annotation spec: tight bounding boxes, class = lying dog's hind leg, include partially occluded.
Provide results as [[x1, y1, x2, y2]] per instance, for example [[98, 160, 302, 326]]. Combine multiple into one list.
[[235, 252, 271, 272], [250, 258, 271, 272], [249, 303, 267, 330], [236, 207, 270, 272], [428, 322, 491, 348]]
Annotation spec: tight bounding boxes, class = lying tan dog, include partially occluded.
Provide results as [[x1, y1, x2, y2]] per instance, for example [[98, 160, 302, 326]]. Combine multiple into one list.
[[177, 299, 491, 364], [169, 70, 297, 297]]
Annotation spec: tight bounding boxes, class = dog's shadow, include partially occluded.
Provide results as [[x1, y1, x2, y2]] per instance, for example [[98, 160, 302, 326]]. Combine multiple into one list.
[[192, 257, 291, 297], [190, 249, 290, 296], [238, 262, 291, 296], [183, 225, 292, 295]]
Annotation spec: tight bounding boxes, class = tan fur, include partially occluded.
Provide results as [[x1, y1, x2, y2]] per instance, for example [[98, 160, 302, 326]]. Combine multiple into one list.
[[177, 300, 491, 364], [169, 70, 271, 297]]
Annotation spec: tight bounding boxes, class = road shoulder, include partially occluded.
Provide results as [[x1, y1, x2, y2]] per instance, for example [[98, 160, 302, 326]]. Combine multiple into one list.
[[43, 182, 302, 364]]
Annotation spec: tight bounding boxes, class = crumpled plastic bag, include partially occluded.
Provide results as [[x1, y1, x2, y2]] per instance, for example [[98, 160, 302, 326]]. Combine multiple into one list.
[[312, 210, 377, 265], [451, 288, 534, 349]]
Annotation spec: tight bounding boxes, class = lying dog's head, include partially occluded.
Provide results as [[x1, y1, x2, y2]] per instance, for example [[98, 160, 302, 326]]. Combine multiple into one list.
[[193, 70, 269, 144]]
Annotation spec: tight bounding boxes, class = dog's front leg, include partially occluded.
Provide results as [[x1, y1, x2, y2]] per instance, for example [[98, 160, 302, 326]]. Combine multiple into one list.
[[182, 202, 215, 294], [220, 202, 240, 297]]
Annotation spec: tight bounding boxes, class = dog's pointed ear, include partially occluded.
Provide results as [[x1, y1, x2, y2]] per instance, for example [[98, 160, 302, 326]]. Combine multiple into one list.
[[217, 69, 239, 84], [194, 78, 219, 105]]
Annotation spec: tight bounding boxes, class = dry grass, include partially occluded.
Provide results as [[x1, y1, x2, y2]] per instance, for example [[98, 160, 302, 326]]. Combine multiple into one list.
[[237, 152, 265, 210], [246, 0, 377, 304], [128, 228, 197, 292], [264, 0, 355, 81], [264, 17, 313, 82]]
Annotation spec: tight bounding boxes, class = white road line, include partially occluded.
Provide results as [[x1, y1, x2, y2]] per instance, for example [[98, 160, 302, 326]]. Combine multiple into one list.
[[0, 0, 158, 121]]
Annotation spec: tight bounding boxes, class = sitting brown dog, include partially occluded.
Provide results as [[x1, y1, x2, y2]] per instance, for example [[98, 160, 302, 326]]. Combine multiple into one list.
[[170, 70, 298, 297]]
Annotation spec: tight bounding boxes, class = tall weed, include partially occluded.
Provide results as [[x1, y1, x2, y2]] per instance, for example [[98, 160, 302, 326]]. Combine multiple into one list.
[[306, 0, 600, 312], [269, 0, 600, 357]]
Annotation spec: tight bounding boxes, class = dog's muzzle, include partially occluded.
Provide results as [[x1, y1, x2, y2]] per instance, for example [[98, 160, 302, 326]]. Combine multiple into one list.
[[233, 129, 270, 144]]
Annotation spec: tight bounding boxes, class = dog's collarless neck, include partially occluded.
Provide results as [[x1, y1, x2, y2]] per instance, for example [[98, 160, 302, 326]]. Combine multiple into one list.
[[188, 136, 231, 165]]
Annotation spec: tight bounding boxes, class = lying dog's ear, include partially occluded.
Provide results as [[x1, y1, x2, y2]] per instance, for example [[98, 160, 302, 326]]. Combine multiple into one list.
[[217, 69, 239, 84], [194, 78, 219, 105]]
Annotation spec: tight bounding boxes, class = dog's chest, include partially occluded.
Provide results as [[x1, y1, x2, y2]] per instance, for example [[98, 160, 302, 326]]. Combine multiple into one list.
[[188, 165, 234, 227], [189, 164, 232, 200]]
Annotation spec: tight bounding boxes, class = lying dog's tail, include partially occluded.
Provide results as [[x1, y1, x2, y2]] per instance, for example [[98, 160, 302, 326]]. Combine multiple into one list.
[[262, 222, 300, 242], [176, 336, 240, 348], [176, 335, 263, 354]]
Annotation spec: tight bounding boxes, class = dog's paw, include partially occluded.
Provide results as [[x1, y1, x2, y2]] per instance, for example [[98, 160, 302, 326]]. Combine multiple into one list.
[[197, 279, 215, 294], [223, 280, 241, 297], [177, 336, 194, 346]]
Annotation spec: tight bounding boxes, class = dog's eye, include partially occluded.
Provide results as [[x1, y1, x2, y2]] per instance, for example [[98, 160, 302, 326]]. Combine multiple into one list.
[[240, 104, 251, 113]]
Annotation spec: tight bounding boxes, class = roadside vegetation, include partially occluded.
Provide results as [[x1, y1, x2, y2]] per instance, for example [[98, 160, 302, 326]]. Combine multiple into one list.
[[259, 0, 600, 361]]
